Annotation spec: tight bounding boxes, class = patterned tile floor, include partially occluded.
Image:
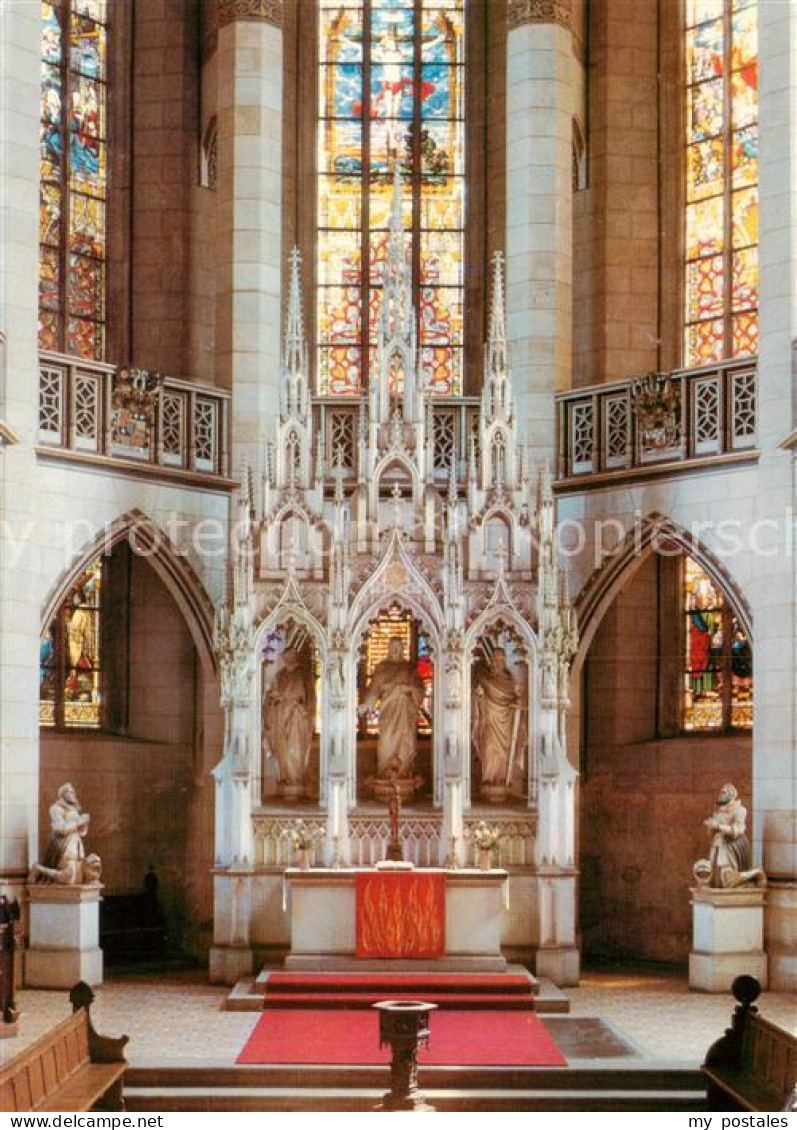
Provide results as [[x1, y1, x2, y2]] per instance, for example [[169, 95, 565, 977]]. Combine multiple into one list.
[[1, 966, 794, 1069]]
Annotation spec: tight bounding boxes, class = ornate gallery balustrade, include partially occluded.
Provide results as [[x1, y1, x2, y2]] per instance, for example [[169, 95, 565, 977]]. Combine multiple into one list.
[[252, 812, 538, 870], [37, 352, 232, 484], [555, 358, 758, 490]]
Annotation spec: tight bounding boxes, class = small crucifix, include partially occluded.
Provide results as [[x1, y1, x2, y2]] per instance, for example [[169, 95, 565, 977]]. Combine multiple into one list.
[[386, 778, 404, 862]]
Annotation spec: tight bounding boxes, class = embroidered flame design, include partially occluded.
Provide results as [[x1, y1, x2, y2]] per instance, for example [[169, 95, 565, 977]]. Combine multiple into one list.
[[356, 873, 446, 958]]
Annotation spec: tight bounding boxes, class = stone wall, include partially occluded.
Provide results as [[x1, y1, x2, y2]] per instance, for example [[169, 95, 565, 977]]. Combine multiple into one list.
[[40, 735, 193, 930], [579, 555, 753, 964], [131, 0, 200, 376], [39, 550, 216, 952], [571, 0, 667, 386], [128, 554, 197, 746], [190, 52, 219, 386]]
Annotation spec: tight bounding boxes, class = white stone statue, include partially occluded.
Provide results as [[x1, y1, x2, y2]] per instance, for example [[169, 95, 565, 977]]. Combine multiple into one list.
[[472, 648, 524, 802], [263, 648, 316, 800], [29, 783, 101, 885], [694, 783, 766, 889], [359, 636, 425, 796]]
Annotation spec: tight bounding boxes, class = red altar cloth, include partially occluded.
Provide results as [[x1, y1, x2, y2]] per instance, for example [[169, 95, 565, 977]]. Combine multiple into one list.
[[355, 871, 446, 958]]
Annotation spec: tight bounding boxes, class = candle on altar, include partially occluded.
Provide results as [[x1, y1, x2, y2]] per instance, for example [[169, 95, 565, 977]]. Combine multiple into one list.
[[448, 779, 463, 839], [330, 778, 342, 837]]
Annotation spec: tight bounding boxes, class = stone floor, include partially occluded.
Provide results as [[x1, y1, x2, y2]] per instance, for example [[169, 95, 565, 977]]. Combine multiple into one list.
[[1, 965, 794, 1069]]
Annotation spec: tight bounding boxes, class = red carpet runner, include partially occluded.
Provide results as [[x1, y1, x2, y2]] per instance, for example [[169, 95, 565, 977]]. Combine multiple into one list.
[[237, 972, 566, 1066], [237, 1008, 566, 1067]]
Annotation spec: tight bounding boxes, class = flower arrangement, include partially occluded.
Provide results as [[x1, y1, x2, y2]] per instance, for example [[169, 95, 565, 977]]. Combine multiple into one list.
[[467, 820, 502, 851], [282, 819, 325, 852]]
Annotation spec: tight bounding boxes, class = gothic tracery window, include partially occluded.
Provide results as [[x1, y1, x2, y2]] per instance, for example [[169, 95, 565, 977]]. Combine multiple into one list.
[[39, 0, 108, 360], [684, 0, 758, 367], [683, 557, 753, 731], [40, 560, 103, 729], [317, 0, 465, 396]]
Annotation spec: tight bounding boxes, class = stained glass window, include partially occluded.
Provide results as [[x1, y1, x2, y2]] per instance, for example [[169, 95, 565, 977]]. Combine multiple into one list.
[[683, 557, 753, 731], [39, 559, 103, 728], [685, 0, 758, 367], [39, 0, 108, 360], [317, 0, 465, 395]]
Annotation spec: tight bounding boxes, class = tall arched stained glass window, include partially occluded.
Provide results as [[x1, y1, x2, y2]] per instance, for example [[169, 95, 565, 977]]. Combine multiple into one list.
[[685, 0, 758, 367], [40, 0, 108, 361], [317, 0, 465, 396], [683, 557, 753, 731], [40, 559, 103, 729]]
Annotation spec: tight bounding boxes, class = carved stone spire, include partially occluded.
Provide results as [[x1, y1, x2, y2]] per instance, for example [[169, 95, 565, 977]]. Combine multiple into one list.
[[276, 248, 312, 491], [479, 251, 518, 495], [380, 166, 412, 342], [482, 251, 512, 426], [281, 246, 308, 425], [370, 164, 424, 436]]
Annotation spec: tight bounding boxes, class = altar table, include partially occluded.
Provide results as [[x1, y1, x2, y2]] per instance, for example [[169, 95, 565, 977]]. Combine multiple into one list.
[[284, 868, 509, 971]]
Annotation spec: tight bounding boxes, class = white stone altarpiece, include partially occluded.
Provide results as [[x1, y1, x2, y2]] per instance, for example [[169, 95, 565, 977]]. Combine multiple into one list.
[[209, 174, 579, 986]]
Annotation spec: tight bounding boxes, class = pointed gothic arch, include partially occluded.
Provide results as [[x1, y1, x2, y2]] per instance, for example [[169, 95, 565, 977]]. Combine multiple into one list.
[[464, 604, 538, 662], [40, 510, 218, 676], [572, 513, 753, 683], [371, 450, 423, 509]]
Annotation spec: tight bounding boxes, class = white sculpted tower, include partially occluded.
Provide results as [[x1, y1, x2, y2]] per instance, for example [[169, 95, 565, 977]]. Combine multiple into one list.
[[209, 192, 580, 986]]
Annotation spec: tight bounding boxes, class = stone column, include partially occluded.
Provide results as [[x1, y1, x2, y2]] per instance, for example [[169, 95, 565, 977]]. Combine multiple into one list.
[[506, 0, 578, 460], [752, 0, 797, 992], [216, 0, 283, 471], [0, 2, 41, 898]]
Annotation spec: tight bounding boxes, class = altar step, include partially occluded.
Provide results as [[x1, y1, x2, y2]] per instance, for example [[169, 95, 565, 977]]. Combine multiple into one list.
[[227, 970, 570, 1013], [263, 992, 536, 1010], [260, 969, 538, 1012], [124, 1064, 706, 1112]]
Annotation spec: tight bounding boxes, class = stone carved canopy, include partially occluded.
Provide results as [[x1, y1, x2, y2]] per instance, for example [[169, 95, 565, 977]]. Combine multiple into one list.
[[214, 229, 576, 818]]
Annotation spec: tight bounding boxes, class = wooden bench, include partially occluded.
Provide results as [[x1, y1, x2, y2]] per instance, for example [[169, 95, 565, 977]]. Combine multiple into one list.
[[0, 982, 128, 1113], [702, 974, 796, 1112]]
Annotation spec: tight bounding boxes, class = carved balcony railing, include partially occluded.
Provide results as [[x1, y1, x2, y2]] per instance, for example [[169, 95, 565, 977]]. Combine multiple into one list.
[[38, 352, 231, 481], [556, 358, 757, 487], [313, 396, 482, 483], [252, 811, 538, 870]]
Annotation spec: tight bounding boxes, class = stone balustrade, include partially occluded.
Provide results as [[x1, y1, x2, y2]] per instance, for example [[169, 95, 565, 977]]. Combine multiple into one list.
[[556, 358, 757, 487], [252, 811, 538, 871], [37, 352, 231, 481]]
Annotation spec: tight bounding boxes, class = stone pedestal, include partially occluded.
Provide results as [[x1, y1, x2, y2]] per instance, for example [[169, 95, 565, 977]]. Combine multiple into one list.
[[209, 944, 254, 985], [25, 884, 103, 988], [209, 868, 256, 985], [689, 886, 768, 992], [535, 945, 581, 987]]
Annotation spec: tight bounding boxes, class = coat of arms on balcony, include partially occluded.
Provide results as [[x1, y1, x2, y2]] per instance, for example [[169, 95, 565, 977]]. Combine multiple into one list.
[[632, 372, 682, 460], [110, 368, 162, 458]]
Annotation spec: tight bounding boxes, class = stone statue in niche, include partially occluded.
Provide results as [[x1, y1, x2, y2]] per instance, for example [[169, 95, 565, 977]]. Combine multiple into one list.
[[693, 783, 766, 889], [28, 783, 102, 885], [263, 648, 316, 801], [472, 648, 525, 804], [360, 636, 426, 802]]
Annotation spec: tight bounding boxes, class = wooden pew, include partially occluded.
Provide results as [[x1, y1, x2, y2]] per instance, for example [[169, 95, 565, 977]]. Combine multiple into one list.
[[702, 974, 796, 1112], [0, 982, 128, 1113]]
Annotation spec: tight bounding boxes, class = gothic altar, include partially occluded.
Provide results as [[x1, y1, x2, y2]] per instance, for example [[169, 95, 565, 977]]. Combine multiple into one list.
[[284, 868, 509, 971], [209, 176, 579, 986]]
